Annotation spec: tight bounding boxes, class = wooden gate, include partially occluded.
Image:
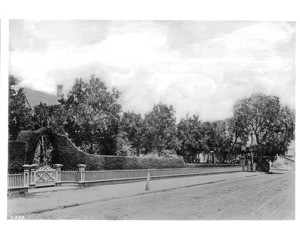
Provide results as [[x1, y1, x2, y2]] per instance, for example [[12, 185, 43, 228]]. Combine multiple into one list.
[[35, 167, 56, 187]]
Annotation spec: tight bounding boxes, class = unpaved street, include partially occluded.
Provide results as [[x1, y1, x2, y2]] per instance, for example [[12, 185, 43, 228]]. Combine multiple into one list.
[[21, 170, 294, 220]]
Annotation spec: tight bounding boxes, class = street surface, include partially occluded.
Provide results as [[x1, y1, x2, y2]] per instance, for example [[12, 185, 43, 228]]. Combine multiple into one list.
[[7, 170, 294, 220]]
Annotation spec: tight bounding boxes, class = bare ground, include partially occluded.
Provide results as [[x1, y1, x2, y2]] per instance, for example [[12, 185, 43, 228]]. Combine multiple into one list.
[[21, 170, 294, 220]]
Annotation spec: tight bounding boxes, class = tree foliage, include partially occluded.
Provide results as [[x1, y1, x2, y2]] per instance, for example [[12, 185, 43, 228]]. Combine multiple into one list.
[[233, 93, 295, 160], [210, 119, 244, 163], [32, 103, 67, 129], [9, 75, 33, 140], [119, 111, 145, 156], [177, 115, 207, 157], [61, 76, 122, 155], [143, 103, 180, 155], [9, 72, 294, 172]]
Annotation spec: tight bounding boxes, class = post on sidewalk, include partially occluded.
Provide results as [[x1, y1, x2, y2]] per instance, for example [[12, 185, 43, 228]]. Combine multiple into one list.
[[23, 164, 31, 187], [29, 164, 38, 189], [247, 159, 251, 172], [253, 162, 256, 171], [241, 156, 245, 172], [250, 154, 254, 172], [54, 164, 63, 186], [145, 172, 150, 191], [78, 164, 87, 182]]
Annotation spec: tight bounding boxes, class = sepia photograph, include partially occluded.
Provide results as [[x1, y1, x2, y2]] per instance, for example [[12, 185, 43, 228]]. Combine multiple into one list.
[[5, 19, 295, 220]]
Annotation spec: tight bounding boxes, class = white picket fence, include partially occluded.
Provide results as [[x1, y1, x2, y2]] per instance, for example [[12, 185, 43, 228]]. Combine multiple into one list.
[[8, 173, 24, 188]]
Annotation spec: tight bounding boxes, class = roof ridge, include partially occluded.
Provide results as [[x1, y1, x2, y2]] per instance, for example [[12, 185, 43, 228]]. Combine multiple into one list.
[[23, 87, 60, 107]]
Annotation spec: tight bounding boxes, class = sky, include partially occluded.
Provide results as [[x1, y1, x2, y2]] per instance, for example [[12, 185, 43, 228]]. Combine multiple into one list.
[[9, 20, 295, 121]]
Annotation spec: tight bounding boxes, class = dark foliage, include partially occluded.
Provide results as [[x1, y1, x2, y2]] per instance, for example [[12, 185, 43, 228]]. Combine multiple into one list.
[[61, 76, 122, 155], [16, 127, 53, 164], [9, 75, 33, 140], [16, 127, 184, 170], [8, 141, 28, 173]]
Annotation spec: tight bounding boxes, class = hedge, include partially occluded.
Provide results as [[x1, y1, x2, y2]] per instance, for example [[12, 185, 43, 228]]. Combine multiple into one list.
[[92, 155, 185, 170], [184, 163, 241, 168], [16, 127, 53, 164], [8, 141, 27, 173], [16, 127, 185, 171]]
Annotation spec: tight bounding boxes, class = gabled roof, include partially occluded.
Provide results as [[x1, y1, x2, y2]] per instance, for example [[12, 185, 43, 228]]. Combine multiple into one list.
[[23, 87, 59, 108]]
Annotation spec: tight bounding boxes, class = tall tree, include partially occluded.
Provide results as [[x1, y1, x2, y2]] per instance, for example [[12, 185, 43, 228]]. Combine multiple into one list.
[[119, 111, 145, 156], [144, 103, 180, 155], [211, 118, 245, 163], [177, 115, 207, 160], [32, 103, 67, 129], [8, 75, 33, 140], [233, 93, 295, 161], [62, 76, 122, 155]]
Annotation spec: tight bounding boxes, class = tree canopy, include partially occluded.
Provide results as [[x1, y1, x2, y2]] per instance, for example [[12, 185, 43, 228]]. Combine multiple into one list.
[[61, 76, 122, 155], [9, 73, 295, 170], [233, 94, 295, 159], [177, 115, 207, 157], [119, 111, 145, 156], [9, 75, 33, 140], [143, 103, 180, 155]]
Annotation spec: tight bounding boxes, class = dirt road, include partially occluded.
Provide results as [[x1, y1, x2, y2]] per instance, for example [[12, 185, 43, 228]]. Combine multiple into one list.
[[19, 170, 294, 220]]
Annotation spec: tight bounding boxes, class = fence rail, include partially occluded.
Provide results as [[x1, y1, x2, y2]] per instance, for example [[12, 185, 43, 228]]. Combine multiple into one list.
[[61, 170, 78, 182], [9, 164, 242, 192], [84, 166, 241, 182], [8, 173, 24, 188]]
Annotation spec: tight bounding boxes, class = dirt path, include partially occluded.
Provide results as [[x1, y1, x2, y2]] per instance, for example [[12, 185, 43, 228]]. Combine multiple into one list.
[[22, 170, 294, 220]]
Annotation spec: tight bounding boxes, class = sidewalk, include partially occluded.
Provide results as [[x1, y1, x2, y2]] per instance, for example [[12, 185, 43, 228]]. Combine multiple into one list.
[[7, 171, 259, 216]]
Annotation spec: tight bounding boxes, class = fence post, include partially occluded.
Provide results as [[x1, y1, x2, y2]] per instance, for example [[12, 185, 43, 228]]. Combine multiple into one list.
[[29, 164, 38, 189], [145, 172, 151, 191], [54, 164, 63, 186], [253, 162, 256, 171], [78, 164, 87, 183], [241, 157, 245, 171], [246, 159, 251, 172], [23, 164, 31, 187]]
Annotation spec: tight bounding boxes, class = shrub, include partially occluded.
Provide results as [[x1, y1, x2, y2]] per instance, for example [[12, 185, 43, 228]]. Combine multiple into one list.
[[83, 154, 105, 171], [136, 156, 184, 169], [122, 156, 139, 169], [255, 157, 270, 172], [16, 127, 53, 164], [8, 141, 27, 173], [85, 155, 185, 170], [51, 131, 185, 170], [15, 127, 185, 171]]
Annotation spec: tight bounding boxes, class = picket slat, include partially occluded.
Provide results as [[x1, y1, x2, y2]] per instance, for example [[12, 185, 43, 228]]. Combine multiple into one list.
[[8, 173, 24, 188]]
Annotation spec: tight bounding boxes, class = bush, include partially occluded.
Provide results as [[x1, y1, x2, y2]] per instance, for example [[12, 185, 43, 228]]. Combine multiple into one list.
[[255, 157, 270, 172], [16, 127, 53, 164], [51, 131, 185, 170], [8, 141, 27, 173], [15, 127, 185, 171], [83, 155, 185, 170], [136, 156, 184, 169], [123, 156, 139, 169]]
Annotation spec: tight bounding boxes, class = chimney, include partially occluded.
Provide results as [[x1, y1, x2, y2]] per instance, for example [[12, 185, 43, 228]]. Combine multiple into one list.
[[57, 85, 63, 98]]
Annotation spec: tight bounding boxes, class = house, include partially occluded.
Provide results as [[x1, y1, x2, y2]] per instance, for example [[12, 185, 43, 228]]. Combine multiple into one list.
[[286, 140, 295, 158], [23, 85, 63, 109], [271, 140, 295, 170], [197, 152, 219, 163]]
